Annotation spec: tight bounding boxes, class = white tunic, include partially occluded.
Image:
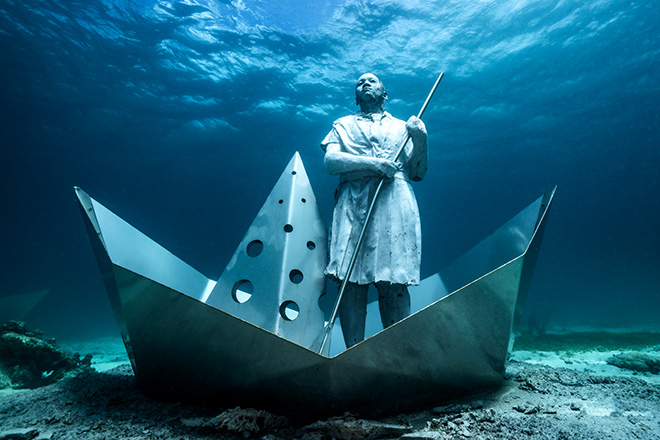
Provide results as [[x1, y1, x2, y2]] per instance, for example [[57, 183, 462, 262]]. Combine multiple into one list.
[[321, 112, 422, 286]]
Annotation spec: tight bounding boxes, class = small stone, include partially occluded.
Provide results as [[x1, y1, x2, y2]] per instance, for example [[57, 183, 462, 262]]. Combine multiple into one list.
[[183, 407, 288, 436], [180, 418, 206, 428], [304, 414, 412, 440], [607, 352, 660, 374], [524, 406, 539, 415], [478, 409, 497, 423], [432, 403, 470, 415], [0, 428, 39, 440], [400, 432, 442, 440]]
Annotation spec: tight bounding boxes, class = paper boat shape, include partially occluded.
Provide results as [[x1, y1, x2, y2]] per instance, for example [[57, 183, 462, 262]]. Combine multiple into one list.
[[0, 289, 49, 322], [75, 152, 555, 417]]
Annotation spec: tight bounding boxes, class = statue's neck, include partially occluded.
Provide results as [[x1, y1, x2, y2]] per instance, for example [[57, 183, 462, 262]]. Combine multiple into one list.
[[358, 102, 384, 115]]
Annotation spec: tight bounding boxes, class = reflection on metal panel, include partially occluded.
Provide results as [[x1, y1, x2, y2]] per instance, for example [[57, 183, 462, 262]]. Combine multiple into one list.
[[75, 154, 555, 417], [75, 187, 216, 302], [0, 289, 49, 322], [206, 152, 328, 348], [438, 196, 542, 295]]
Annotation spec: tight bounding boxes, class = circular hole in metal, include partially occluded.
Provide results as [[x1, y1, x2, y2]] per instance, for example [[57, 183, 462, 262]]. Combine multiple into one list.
[[246, 240, 263, 257], [301, 197, 306, 203], [291, 170, 297, 175], [307, 241, 316, 250], [283, 224, 293, 233], [289, 269, 303, 284], [280, 301, 300, 321], [278, 199, 284, 204], [231, 280, 253, 304]]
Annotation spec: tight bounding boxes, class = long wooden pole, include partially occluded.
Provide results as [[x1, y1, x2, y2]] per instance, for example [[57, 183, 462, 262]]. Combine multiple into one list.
[[319, 72, 445, 354]]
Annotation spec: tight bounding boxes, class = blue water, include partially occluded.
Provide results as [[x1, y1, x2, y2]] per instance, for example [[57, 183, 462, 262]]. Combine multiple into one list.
[[1, 0, 659, 340]]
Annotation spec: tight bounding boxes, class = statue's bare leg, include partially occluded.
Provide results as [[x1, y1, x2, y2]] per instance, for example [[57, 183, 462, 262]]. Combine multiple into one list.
[[376, 282, 411, 328], [338, 282, 369, 348]]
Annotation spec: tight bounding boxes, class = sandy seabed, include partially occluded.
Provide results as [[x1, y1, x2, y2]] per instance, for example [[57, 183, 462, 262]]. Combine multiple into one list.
[[1, 333, 660, 440]]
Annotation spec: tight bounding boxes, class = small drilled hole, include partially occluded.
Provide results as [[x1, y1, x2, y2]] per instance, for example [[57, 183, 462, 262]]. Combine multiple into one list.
[[280, 301, 300, 321], [283, 224, 293, 233], [278, 199, 284, 204], [289, 269, 303, 284], [307, 241, 316, 250], [246, 240, 263, 257], [301, 198, 306, 203], [291, 170, 297, 175], [231, 280, 253, 304]]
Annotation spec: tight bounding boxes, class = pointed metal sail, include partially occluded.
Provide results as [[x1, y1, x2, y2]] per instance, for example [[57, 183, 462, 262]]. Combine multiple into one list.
[[74, 152, 328, 352], [74, 154, 556, 417], [204, 152, 328, 348]]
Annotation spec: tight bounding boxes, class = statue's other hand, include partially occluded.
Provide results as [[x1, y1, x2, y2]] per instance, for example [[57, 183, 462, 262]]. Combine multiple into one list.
[[406, 116, 427, 138], [375, 158, 400, 178]]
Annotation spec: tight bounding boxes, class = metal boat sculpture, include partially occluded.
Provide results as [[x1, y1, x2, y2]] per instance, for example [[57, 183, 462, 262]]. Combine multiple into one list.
[[0, 289, 49, 322], [75, 152, 555, 417]]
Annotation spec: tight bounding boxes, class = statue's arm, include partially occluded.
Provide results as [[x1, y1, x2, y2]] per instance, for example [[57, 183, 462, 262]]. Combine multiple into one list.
[[324, 143, 399, 178], [405, 116, 428, 182]]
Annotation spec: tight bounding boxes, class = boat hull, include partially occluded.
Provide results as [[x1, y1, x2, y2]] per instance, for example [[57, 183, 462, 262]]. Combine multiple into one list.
[[74, 156, 555, 417]]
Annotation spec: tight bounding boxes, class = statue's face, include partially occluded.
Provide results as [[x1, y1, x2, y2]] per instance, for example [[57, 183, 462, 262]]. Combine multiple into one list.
[[355, 73, 386, 105]]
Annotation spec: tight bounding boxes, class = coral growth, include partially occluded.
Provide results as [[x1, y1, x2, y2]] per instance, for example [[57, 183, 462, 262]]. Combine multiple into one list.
[[0, 321, 91, 389]]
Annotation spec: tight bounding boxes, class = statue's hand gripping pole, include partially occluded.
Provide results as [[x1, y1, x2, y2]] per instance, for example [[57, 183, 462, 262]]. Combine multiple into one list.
[[318, 72, 445, 355]]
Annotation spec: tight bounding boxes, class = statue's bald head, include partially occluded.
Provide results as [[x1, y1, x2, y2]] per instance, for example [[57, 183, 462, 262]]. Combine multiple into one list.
[[355, 73, 387, 110]]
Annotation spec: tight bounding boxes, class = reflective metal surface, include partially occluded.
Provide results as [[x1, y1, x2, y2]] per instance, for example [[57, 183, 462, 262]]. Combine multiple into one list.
[[205, 152, 328, 348], [0, 289, 49, 322], [75, 154, 555, 417]]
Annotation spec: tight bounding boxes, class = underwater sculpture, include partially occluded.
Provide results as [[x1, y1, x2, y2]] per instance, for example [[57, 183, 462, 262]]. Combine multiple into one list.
[[320, 72, 430, 349], [0, 289, 49, 322], [75, 153, 555, 417]]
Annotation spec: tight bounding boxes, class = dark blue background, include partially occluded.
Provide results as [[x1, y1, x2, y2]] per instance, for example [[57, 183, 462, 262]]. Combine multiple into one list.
[[1, 0, 659, 340]]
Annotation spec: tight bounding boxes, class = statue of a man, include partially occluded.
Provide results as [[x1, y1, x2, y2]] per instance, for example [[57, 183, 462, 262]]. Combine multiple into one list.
[[321, 73, 428, 348]]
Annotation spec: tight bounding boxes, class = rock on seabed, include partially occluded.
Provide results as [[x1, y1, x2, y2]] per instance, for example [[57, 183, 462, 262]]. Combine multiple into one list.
[[0, 321, 91, 390]]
